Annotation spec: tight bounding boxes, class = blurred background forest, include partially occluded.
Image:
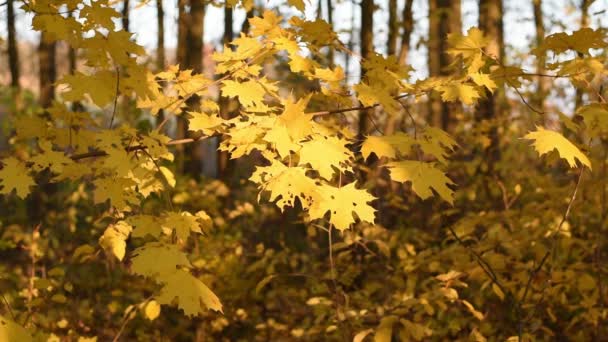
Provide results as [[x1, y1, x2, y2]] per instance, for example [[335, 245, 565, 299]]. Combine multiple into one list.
[[1, 0, 608, 341]]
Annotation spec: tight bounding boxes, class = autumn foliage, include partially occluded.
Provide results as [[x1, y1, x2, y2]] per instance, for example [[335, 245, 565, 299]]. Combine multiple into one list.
[[0, 0, 607, 341]]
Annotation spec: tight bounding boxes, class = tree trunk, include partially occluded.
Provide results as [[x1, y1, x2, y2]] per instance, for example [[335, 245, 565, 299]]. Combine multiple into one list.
[[326, 0, 334, 66], [175, 0, 189, 173], [428, 0, 461, 131], [156, 0, 165, 70], [575, 0, 590, 109], [122, 0, 130, 32], [68, 11, 82, 112], [177, 0, 188, 67], [183, 0, 206, 178], [397, 0, 413, 66], [358, 0, 374, 139], [533, 0, 548, 114], [38, 33, 56, 108], [218, 3, 235, 178], [156, 0, 166, 124], [7, 0, 20, 89], [240, 8, 255, 36], [477, 0, 503, 169], [477, 0, 503, 121], [387, 0, 398, 56], [223, 5, 233, 47]]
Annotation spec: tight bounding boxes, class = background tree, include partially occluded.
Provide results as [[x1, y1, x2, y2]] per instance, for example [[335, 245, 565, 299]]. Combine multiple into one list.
[[428, 0, 461, 131], [7, 0, 20, 89]]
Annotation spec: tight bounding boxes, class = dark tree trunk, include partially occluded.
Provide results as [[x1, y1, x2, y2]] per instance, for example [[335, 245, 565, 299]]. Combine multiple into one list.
[[326, 0, 334, 66], [38, 33, 56, 108], [240, 8, 255, 36], [218, 3, 235, 178], [477, 0, 504, 170], [7, 0, 20, 89], [533, 0, 548, 114], [397, 0, 413, 66], [122, 0, 130, 31], [387, 0, 398, 56], [156, 0, 166, 124], [428, 0, 461, 131], [358, 0, 374, 139], [575, 0, 590, 109], [183, 0, 205, 178]]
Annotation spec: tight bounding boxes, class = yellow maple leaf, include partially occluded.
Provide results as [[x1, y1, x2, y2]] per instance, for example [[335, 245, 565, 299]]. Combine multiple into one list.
[[470, 73, 497, 93], [263, 125, 301, 158], [524, 127, 591, 169], [251, 161, 318, 210], [162, 211, 210, 242], [93, 177, 139, 211], [221, 79, 268, 109], [278, 96, 315, 141], [0, 157, 35, 198], [0, 315, 32, 342], [361, 133, 414, 160], [386, 161, 455, 204], [308, 182, 376, 231], [447, 27, 488, 59], [437, 83, 480, 105], [417, 127, 458, 165], [131, 242, 191, 278], [188, 112, 224, 136], [99, 221, 133, 261], [288, 0, 306, 11], [127, 215, 162, 238], [156, 269, 223, 315], [299, 135, 353, 180]]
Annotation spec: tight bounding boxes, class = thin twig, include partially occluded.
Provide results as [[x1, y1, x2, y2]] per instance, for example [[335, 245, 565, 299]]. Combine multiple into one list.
[[109, 67, 120, 129], [1, 294, 15, 321], [447, 226, 507, 297]]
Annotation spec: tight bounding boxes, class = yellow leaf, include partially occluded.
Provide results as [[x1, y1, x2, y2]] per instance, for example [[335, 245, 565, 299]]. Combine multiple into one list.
[[437, 83, 480, 105], [492, 283, 505, 301], [127, 215, 162, 238], [0, 315, 32, 342], [251, 162, 318, 210], [524, 127, 591, 169], [417, 127, 458, 165], [361, 133, 414, 160], [461, 300, 484, 320], [288, 0, 306, 11], [354, 329, 374, 342], [278, 96, 315, 141], [159, 166, 176, 188], [0, 157, 35, 198], [536, 28, 607, 55], [308, 182, 376, 231], [144, 300, 161, 321], [156, 269, 223, 315], [94, 176, 139, 211], [188, 112, 224, 135], [263, 125, 301, 158], [99, 221, 133, 261], [299, 136, 353, 180], [374, 315, 398, 342], [131, 242, 191, 278], [470, 73, 497, 93], [447, 27, 488, 59], [221, 80, 267, 109], [386, 161, 455, 204]]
